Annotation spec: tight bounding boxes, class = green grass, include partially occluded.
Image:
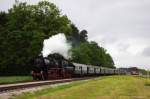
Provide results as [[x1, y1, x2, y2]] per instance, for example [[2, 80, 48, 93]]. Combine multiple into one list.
[[0, 76, 32, 84], [14, 76, 150, 99]]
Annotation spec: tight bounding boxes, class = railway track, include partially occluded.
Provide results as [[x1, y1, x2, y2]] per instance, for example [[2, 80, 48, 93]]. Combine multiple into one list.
[[0, 77, 94, 93]]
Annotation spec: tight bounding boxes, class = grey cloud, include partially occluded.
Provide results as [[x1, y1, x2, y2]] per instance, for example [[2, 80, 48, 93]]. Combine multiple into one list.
[[142, 47, 150, 57], [117, 43, 130, 52]]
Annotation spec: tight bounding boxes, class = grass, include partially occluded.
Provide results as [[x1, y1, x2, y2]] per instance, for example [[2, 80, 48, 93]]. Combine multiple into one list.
[[0, 76, 32, 84], [14, 76, 150, 99]]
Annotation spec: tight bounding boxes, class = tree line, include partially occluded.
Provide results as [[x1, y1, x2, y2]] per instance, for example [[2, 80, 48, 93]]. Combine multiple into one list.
[[0, 1, 115, 75], [67, 24, 115, 68]]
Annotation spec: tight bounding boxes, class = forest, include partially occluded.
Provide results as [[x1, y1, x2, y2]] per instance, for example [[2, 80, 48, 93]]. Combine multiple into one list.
[[0, 1, 115, 75]]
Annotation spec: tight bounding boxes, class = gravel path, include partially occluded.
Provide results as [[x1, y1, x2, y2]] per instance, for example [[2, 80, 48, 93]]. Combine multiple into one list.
[[0, 82, 71, 99]]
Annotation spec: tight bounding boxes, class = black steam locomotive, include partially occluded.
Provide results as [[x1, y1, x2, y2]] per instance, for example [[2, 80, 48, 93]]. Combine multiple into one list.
[[31, 54, 125, 80]]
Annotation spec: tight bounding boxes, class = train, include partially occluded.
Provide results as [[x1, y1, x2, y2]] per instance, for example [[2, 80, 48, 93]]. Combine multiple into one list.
[[31, 54, 125, 80]]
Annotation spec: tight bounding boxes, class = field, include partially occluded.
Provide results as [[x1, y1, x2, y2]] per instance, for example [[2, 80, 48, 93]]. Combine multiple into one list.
[[14, 76, 150, 99], [0, 76, 32, 84]]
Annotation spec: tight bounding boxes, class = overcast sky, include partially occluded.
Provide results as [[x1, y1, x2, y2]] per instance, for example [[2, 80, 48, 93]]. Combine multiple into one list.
[[0, 0, 150, 70]]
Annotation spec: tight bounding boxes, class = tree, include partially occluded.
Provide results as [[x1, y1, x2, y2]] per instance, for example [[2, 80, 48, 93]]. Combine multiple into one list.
[[0, 12, 8, 27], [67, 24, 80, 47], [79, 30, 88, 42], [0, 1, 72, 75], [71, 42, 91, 64], [8, 1, 71, 37]]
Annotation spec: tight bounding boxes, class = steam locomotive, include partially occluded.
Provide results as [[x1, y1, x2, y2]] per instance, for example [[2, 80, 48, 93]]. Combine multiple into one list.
[[31, 54, 125, 80]]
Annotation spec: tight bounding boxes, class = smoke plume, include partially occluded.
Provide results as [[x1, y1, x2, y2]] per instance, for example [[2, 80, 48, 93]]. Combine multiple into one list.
[[42, 33, 71, 58]]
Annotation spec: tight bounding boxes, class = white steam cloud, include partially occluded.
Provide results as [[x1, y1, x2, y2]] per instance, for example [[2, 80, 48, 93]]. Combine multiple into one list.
[[42, 33, 71, 58]]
